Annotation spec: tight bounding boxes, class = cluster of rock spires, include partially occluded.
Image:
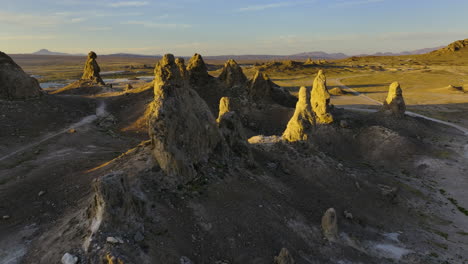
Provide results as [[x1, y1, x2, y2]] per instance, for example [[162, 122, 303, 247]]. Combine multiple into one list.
[[148, 54, 224, 184], [304, 58, 327, 65], [248, 71, 297, 107], [381, 81, 406, 117], [282, 70, 335, 142], [0, 51, 43, 100], [218, 59, 247, 88]]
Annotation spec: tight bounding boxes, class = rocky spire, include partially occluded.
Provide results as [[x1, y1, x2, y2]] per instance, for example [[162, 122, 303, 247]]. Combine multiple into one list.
[[310, 70, 333, 124], [218, 59, 247, 88], [0, 51, 43, 100], [148, 54, 223, 183], [81, 51, 105, 85], [187, 53, 212, 86], [248, 71, 272, 101], [282, 86, 315, 142], [381, 82, 406, 117]]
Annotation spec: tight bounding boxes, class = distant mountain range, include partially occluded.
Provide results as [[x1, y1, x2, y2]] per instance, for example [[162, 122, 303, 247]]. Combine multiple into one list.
[[28, 46, 445, 60]]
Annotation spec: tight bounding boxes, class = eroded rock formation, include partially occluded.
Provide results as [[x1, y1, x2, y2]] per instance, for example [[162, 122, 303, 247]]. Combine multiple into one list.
[[382, 81, 405, 117], [81, 51, 105, 85], [148, 54, 223, 183], [282, 86, 314, 142], [311, 70, 333, 124], [218, 59, 247, 88], [216, 96, 231, 123], [321, 208, 338, 242], [0, 51, 43, 100]]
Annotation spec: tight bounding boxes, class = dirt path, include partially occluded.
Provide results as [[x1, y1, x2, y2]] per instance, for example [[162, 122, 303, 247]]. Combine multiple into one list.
[[0, 102, 107, 163]]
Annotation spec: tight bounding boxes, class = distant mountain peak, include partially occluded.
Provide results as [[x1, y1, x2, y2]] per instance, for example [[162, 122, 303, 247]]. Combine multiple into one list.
[[32, 49, 69, 56]]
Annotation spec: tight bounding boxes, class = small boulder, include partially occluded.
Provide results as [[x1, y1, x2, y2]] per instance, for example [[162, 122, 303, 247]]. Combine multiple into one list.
[[61, 253, 78, 264], [381, 81, 405, 117], [321, 208, 338, 242], [311, 70, 333, 124], [274, 248, 295, 264], [106, 236, 124, 244]]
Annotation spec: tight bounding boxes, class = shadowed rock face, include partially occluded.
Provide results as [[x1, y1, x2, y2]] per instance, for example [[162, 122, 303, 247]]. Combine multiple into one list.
[[148, 54, 223, 183], [282, 86, 315, 142], [81, 51, 105, 85], [382, 81, 405, 117], [311, 70, 333, 124], [0, 51, 43, 100], [216, 97, 251, 160], [248, 71, 273, 101], [175, 57, 188, 80], [218, 59, 247, 88]]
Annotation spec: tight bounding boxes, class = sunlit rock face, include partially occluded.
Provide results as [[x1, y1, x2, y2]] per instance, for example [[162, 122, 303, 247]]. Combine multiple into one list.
[[81, 51, 105, 85], [282, 86, 315, 142], [0, 51, 43, 100], [218, 59, 247, 88], [310, 70, 333, 124], [216, 96, 231, 123], [148, 54, 223, 183], [382, 81, 406, 117]]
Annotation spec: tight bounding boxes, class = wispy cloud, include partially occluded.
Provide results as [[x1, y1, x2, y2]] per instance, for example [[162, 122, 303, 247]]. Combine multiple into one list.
[[0, 35, 57, 41], [122, 20, 192, 29], [0, 11, 88, 27], [331, 0, 384, 8], [109, 1, 149, 7], [82, 26, 113, 31], [237, 1, 314, 12]]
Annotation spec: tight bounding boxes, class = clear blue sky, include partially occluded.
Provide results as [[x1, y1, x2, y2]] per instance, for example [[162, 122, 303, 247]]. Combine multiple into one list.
[[1, 0, 467, 55]]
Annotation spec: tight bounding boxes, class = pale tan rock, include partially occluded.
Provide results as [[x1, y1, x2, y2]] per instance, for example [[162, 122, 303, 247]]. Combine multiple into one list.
[[321, 208, 338, 242], [382, 81, 405, 117], [216, 96, 231, 123], [282, 86, 314, 142], [310, 70, 333, 124], [274, 248, 295, 264], [81, 51, 105, 85], [218, 59, 247, 88], [148, 54, 223, 182], [0, 51, 43, 100]]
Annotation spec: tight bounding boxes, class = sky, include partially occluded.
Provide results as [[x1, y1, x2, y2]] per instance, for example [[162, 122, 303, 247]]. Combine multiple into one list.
[[1, 0, 468, 56]]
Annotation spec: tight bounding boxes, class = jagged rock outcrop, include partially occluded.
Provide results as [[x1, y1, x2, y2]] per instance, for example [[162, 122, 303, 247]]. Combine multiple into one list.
[[381, 81, 405, 117], [321, 208, 338, 242], [187, 53, 212, 86], [432, 38, 468, 53], [274, 248, 295, 264], [81, 51, 105, 85], [310, 70, 333, 124], [304, 58, 314, 65], [282, 86, 314, 142], [148, 54, 224, 183], [248, 71, 297, 107], [216, 97, 251, 159], [0, 51, 43, 100], [328, 87, 346, 96], [218, 59, 247, 88]]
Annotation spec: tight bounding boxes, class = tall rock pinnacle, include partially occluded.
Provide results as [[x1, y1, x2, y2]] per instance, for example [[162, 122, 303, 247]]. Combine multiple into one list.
[[282, 86, 315, 142], [81, 51, 105, 85], [310, 70, 333, 124], [382, 81, 406, 117]]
